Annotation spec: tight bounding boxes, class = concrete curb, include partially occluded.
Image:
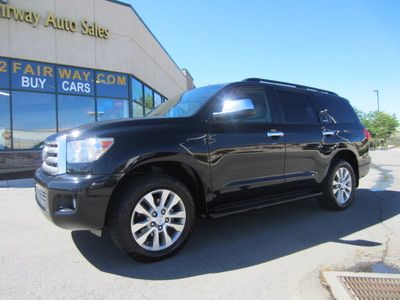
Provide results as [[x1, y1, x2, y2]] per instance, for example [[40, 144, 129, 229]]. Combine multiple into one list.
[[0, 178, 35, 188]]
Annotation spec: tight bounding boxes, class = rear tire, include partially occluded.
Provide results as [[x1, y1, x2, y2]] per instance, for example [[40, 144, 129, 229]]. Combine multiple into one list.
[[318, 159, 356, 210], [108, 174, 195, 262]]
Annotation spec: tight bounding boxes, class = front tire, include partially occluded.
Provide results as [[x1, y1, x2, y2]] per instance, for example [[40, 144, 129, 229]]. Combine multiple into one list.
[[319, 159, 356, 210], [108, 174, 195, 262]]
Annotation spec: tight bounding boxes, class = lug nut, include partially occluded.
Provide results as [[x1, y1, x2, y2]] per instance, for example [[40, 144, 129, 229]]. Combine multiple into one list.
[[150, 222, 155, 227], [161, 209, 166, 215], [158, 226, 163, 230], [165, 218, 169, 222], [153, 212, 157, 217]]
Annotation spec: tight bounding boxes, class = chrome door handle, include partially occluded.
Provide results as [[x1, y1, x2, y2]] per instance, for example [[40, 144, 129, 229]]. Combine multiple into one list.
[[322, 130, 335, 136], [267, 131, 284, 138]]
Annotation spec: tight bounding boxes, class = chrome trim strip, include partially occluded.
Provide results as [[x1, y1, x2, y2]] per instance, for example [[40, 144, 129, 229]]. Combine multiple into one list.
[[42, 163, 58, 174], [267, 131, 284, 138], [35, 183, 48, 211], [322, 130, 335, 136], [57, 135, 67, 175]]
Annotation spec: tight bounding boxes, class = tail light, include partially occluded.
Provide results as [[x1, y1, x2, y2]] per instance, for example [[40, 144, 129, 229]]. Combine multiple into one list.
[[363, 128, 372, 141]]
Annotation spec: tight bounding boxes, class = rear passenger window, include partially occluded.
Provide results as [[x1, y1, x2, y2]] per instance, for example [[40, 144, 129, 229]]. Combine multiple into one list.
[[278, 90, 319, 124], [316, 95, 356, 124]]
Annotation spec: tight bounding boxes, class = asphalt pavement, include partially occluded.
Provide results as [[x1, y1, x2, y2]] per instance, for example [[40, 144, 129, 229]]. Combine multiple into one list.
[[1, 150, 399, 299]]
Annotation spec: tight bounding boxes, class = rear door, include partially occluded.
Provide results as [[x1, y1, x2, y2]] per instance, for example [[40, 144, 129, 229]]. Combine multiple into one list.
[[312, 94, 369, 174], [314, 94, 362, 142], [206, 84, 286, 212], [275, 88, 324, 190]]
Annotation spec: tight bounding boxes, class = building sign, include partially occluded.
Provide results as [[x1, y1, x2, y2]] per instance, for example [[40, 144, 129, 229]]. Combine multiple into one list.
[[0, 57, 9, 88], [57, 66, 94, 96], [11, 60, 55, 92], [2, 57, 131, 98], [0, 1, 109, 39], [96, 71, 128, 98]]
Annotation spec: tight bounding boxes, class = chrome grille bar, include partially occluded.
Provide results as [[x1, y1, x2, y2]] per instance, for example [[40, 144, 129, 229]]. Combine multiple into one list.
[[35, 183, 48, 210], [41, 135, 66, 175]]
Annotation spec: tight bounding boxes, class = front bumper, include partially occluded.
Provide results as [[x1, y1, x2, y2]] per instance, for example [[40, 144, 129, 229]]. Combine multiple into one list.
[[34, 169, 122, 230]]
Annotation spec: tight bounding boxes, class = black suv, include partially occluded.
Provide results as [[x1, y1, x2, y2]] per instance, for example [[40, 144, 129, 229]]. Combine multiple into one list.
[[34, 78, 371, 262]]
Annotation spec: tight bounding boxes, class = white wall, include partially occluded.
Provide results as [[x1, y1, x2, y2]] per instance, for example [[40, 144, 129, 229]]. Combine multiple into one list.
[[0, 0, 187, 98]]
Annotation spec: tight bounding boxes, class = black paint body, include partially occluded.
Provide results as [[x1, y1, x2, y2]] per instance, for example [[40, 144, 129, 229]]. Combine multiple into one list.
[[34, 81, 371, 229]]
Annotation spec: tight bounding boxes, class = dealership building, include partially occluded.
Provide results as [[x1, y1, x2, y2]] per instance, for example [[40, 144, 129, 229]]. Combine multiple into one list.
[[0, 0, 194, 178]]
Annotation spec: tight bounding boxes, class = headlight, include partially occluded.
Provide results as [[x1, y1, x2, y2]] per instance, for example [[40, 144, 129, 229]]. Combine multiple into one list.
[[67, 137, 114, 163]]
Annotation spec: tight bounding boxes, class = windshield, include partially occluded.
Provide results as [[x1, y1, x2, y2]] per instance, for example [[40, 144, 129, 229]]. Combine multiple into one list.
[[149, 84, 225, 118]]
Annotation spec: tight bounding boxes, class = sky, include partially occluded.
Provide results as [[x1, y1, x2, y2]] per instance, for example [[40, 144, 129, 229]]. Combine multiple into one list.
[[124, 0, 400, 116]]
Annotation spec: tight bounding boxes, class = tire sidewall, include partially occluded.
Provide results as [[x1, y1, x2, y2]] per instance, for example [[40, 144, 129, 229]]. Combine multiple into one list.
[[114, 175, 195, 261], [326, 160, 356, 209]]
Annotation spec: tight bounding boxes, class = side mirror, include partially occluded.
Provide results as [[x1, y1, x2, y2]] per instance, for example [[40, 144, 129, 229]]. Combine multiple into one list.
[[212, 99, 255, 121]]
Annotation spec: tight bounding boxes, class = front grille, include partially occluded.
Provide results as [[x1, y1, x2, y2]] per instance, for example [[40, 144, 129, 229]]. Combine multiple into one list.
[[41, 135, 66, 176], [35, 183, 48, 210], [42, 141, 59, 175]]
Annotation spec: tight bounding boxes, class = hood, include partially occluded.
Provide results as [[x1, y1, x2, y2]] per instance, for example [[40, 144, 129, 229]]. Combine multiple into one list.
[[47, 116, 192, 141]]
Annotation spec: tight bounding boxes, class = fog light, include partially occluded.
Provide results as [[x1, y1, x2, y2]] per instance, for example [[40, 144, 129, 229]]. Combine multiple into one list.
[[56, 195, 77, 213]]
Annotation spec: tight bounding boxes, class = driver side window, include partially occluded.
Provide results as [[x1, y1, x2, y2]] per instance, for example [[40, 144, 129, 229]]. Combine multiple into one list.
[[214, 87, 272, 123]]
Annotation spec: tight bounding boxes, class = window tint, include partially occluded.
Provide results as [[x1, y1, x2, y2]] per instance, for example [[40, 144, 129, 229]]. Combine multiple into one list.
[[154, 92, 162, 107], [12, 91, 56, 149], [95, 71, 128, 98], [214, 87, 272, 123], [132, 101, 144, 118], [144, 86, 153, 110], [316, 95, 356, 123], [97, 98, 129, 121], [0, 57, 169, 150], [57, 66, 94, 96], [278, 90, 319, 124], [0, 90, 11, 149], [0, 58, 10, 89], [11, 60, 55, 92], [131, 78, 143, 103], [58, 95, 95, 131]]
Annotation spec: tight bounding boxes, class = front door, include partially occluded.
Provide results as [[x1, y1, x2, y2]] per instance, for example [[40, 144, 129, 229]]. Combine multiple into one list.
[[206, 84, 286, 212]]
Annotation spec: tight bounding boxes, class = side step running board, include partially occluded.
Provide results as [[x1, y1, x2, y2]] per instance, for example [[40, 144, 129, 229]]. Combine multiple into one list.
[[208, 192, 322, 218]]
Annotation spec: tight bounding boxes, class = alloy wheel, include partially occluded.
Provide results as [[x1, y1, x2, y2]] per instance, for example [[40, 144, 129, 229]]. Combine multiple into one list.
[[130, 189, 186, 251], [332, 167, 353, 204]]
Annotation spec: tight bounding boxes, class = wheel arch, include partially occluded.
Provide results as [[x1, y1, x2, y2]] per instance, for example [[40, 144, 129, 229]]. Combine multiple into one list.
[[105, 160, 207, 225], [332, 150, 359, 186]]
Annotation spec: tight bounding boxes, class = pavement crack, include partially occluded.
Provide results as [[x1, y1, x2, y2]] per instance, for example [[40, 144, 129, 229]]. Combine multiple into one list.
[[370, 191, 395, 264]]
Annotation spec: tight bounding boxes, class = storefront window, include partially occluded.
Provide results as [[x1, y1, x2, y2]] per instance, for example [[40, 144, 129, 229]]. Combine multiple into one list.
[[57, 66, 94, 96], [58, 95, 95, 131], [96, 71, 128, 98], [132, 101, 144, 118], [11, 60, 55, 93], [132, 78, 143, 103], [0, 90, 11, 149], [12, 91, 56, 149], [0, 57, 168, 151], [144, 86, 153, 110], [154, 92, 162, 107], [97, 98, 129, 121], [0, 58, 10, 89]]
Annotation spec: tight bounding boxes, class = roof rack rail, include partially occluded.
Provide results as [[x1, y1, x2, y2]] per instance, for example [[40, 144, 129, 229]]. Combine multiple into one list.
[[243, 78, 337, 95]]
